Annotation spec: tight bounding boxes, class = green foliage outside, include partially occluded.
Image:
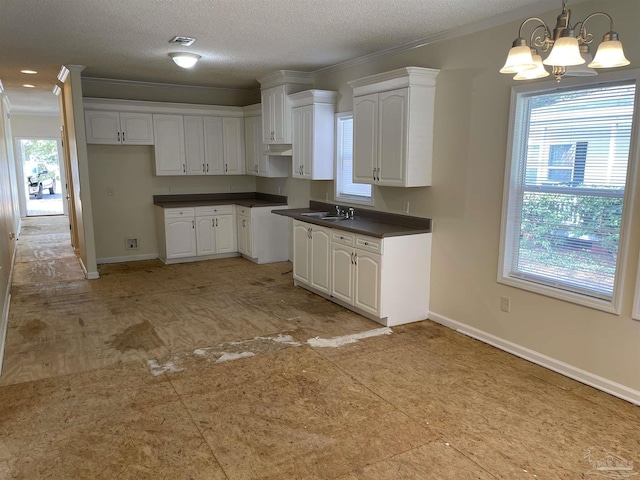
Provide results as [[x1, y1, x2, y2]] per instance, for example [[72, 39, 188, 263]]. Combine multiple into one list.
[[22, 139, 58, 168], [518, 191, 622, 278]]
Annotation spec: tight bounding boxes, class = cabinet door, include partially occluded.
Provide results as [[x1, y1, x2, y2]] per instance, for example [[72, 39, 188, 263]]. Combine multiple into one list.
[[244, 116, 258, 175], [214, 215, 236, 253], [310, 226, 330, 294], [354, 250, 382, 316], [300, 105, 314, 179], [291, 107, 303, 178], [223, 117, 245, 175], [272, 85, 288, 143], [331, 244, 354, 304], [204, 116, 224, 175], [195, 216, 216, 256], [184, 116, 205, 175], [120, 113, 154, 145], [353, 94, 378, 184], [154, 115, 186, 175], [165, 218, 196, 259], [237, 216, 252, 257], [378, 88, 408, 187], [261, 88, 273, 143], [292, 221, 311, 285], [85, 111, 120, 144]]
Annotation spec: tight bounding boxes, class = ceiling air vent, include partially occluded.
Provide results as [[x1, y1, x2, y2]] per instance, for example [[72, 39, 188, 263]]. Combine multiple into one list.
[[169, 36, 196, 47]]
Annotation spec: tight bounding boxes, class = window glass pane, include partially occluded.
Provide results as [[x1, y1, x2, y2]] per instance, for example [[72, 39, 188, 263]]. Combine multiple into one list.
[[336, 116, 372, 201], [506, 81, 636, 301]]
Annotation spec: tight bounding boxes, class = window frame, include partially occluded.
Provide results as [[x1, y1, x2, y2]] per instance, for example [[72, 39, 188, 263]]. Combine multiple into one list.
[[334, 112, 373, 206], [498, 71, 640, 314]]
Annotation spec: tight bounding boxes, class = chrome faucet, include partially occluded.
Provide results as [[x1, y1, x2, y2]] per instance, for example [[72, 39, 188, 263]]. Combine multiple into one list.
[[347, 207, 355, 219], [336, 205, 345, 216]]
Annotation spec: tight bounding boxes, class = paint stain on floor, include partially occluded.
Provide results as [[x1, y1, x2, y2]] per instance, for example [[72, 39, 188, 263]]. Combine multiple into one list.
[[17, 319, 48, 341], [106, 320, 164, 353]]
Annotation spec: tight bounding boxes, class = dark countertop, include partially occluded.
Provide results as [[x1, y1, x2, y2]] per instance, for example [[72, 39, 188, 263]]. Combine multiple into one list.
[[273, 201, 432, 238], [153, 192, 288, 209]]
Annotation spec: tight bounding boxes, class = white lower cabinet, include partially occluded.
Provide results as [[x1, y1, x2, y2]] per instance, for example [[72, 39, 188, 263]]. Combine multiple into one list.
[[292, 220, 331, 294], [293, 219, 431, 326], [236, 205, 289, 264], [157, 205, 237, 263], [194, 206, 236, 256], [163, 208, 197, 259]]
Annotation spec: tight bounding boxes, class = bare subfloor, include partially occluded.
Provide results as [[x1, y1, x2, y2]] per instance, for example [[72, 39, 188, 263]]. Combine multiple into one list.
[[0, 216, 638, 479]]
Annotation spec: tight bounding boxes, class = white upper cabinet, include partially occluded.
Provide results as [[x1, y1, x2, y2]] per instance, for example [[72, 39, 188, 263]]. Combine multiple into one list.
[[222, 117, 245, 175], [290, 90, 338, 180], [244, 107, 289, 178], [261, 85, 289, 144], [203, 116, 225, 175], [184, 115, 206, 175], [258, 71, 314, 145], [153, 114, 186, 175], [349, 67, 439, 187], [85, 111, 154, 145]]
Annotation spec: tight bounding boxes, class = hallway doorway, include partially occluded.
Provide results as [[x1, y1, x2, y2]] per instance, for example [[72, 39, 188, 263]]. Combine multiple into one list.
[[16, 138, 65, 216]]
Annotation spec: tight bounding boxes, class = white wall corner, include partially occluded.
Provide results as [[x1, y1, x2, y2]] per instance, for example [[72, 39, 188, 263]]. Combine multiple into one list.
[[428, 311, 640, 406]]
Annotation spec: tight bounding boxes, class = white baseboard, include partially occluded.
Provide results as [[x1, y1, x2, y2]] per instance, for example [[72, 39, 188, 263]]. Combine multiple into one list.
[[78, 257, 100, 280], [97, 253, 159, 264], [428, 311, 640, 406], [0, 245, 18, 376]]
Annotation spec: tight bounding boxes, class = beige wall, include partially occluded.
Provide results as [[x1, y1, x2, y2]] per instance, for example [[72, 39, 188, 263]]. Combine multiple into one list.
[[10, 114, 60, 138], [88, 145, 256, 260]]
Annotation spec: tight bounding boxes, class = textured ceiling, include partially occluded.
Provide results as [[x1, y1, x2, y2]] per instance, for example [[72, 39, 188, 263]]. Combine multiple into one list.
[[0, 0, 560, 114]]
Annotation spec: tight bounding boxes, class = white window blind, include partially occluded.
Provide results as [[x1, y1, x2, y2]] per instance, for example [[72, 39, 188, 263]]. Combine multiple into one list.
[[336, 114, 372, 203], [502, 80, 636, 304]]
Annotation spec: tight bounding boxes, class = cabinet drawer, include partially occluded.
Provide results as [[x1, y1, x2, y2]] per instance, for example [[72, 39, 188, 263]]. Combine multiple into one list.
[[237, 206, 251, 216], [356, 235, 383, 254], [332, 230, 355, 247], [164, 207, 195, 219], [195, 205, 233, 216]]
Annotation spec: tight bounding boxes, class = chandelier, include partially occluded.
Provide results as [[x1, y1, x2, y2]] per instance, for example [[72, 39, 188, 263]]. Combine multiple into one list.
[[500, 0, 629, 82]]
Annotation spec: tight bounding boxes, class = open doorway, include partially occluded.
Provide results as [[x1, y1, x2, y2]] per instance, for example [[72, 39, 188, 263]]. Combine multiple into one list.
[[16, 138, 65, 216]]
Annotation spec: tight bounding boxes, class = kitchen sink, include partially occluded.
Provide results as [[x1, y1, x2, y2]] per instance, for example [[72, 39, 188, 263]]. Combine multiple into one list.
[[300, 211, 349, 221], [300, 211, 330, 219]]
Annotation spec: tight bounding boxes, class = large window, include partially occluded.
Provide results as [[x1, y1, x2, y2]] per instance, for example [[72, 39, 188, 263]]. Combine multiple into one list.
[[499, 77, 638, 312], [335, 113, 372, 205]]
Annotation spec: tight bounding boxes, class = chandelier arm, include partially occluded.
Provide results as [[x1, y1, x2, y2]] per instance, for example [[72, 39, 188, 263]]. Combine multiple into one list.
[[528, 25, 549, 50], [577, 12, 614, 43], [518, 17, 553, 50]]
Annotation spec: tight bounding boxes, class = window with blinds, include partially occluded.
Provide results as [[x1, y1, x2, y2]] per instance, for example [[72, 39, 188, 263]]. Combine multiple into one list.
[[500, 79, 637, 309], [335, 114, 372, 204]]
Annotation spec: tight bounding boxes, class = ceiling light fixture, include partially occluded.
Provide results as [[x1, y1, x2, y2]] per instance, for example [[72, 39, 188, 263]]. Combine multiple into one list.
[[23, 84, 36, 88], [500, 0, 629, 82], [53, 85, 62, 96], [169, 52, 201, 69], [21, 69, 38, 75]]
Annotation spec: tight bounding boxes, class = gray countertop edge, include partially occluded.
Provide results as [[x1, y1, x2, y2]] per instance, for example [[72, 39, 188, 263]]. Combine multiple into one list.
[[153, 192, 288, 209], [272, 208, 432, 238]]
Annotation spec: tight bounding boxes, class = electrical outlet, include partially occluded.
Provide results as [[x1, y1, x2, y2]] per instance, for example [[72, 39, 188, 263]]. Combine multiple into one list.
[[324, 193, 328, 201], [500, 296, 511, 313], [125, 237, 139, 250], [403, 201, 410, 214], [106, 186, 114, 196], [168, 186, 173, 193]]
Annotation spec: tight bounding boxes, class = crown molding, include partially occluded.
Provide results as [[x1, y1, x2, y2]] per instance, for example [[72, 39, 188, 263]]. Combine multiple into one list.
[[312, 0, 565, 77], [81, 76, 256, 94]]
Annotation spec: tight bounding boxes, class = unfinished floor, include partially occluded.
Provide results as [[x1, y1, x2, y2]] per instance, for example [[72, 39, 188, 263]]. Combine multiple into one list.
[[0, 215, 638, 479]]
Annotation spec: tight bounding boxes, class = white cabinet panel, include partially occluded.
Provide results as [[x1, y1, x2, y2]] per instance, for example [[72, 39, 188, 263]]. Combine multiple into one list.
[[85, 111, 154, 145], [262, 85, 289, 144], [185, 116, 206, 175], [203, 116, 224, 175], [165, 217, 196, 259], [352, 94, 378, 184], [222, 117, 245, 175], [330, 243, 354, 304], [215, 215, 236, 254], [293, 220, 331, 295], [354, 250, 382, 317], [196, 216, 216, 256], [153, 115, 186, 175], [293, 221, 311, 285]]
